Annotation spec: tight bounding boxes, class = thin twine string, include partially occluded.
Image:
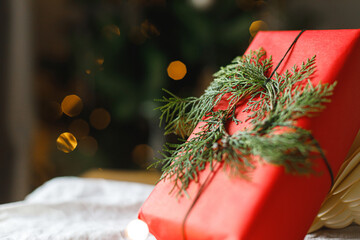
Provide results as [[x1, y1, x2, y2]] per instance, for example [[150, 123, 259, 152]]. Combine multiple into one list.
[[266, 29, 334, 186], [181, 162, 220, 240], [314, 138, 334, 188], [265, 29, 306, 84], [181, 29, 334, 240]]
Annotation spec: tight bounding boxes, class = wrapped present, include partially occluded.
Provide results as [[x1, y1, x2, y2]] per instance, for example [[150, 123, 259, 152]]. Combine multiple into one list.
[[139, 29, 360, 240]]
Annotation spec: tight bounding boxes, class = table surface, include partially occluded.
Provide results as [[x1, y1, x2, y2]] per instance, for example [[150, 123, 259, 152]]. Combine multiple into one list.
[[0, 176, 359, 239]]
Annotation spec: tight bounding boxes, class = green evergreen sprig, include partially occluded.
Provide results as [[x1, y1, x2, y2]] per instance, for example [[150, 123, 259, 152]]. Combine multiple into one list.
[[153, 48, 336, 195]]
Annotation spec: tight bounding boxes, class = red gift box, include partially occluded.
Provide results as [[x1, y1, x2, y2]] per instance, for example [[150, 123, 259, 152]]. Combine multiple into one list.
[[139, 29, 360, 240]]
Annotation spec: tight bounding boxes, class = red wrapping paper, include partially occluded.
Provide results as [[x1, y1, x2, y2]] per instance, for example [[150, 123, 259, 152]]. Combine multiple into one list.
[[139, 29, 360, 240]]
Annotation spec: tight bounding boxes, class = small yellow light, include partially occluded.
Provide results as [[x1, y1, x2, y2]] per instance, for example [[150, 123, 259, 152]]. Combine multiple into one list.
[[249, 20, 268, 37], [85, 69, 91, 75], [61, 95, 83, 117], [69, 119, 90, 139], [167, 60, 187, 80], [123, 219, 149, 240], [132, 144, 154, 168], [89, 108, 111, 130], [56, 132, 77, 153], [140, 20, 160, 38], [103, 24, 121, 38], [96, 58, 104, 65]]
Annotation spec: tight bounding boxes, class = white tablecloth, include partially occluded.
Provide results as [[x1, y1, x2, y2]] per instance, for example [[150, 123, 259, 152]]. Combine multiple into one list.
[[0, 177, 359, 239], [0, 177, 155, 240]]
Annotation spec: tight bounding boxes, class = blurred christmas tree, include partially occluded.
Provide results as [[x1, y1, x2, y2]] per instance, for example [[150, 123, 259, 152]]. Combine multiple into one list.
[[42, 0, 267, 177]]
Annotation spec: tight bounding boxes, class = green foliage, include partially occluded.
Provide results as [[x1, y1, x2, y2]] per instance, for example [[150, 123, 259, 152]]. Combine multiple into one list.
[[152, 49, 337, 195]]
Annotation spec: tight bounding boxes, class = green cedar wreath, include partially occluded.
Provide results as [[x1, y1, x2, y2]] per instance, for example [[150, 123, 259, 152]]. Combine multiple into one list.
[[153, 48, 336, 195]]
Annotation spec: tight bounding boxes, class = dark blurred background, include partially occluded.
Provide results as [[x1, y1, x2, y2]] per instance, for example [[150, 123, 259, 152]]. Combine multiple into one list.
[[0, 0, 359, 203]]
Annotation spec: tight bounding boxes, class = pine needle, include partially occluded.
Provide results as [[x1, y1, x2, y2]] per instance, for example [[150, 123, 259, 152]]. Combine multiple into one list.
[[152, 48, 336, 196]]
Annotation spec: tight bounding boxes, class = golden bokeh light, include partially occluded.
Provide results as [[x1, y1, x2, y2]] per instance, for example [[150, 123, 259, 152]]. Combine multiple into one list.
[[132, 144, 154, 168], [89, 108, 111, 130], [56, 132, 77, 153], [69, 119, 90, 139], [249, 20, 268, 37], [61, 94, 83, 117], [167, 61, 187, 80], [85, 69, 91, 75], [103, 24, 121, 39], [96, 58, 104, 65], [78, 136, 98, 156], [140, 20, 160, 38]]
